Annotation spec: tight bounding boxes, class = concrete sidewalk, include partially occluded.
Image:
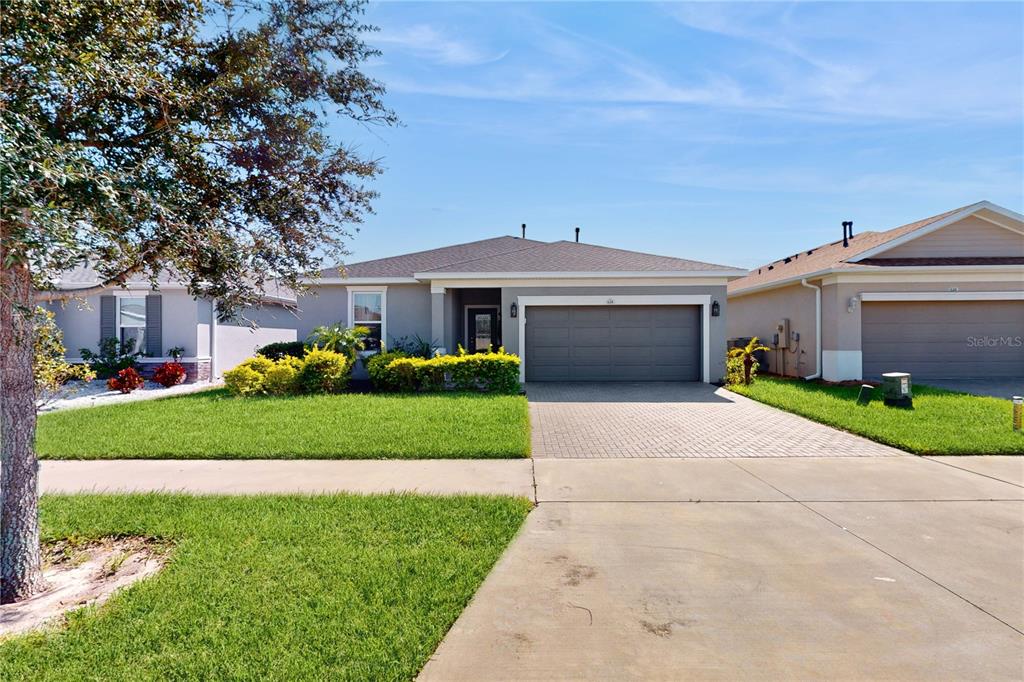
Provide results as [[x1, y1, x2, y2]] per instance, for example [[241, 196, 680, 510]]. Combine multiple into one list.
[[420, 456, 1024, 681], [40, 459, 535, 498]]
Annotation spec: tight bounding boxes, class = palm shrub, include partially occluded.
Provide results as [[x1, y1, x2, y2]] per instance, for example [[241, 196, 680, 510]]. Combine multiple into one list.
[[727, 337, 770, 386], [306, 324, 369, 362]]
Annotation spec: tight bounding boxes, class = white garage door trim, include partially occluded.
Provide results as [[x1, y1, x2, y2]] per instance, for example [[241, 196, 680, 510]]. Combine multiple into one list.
[[861, 291, 1024, 302], [516, 294, 712, 383]]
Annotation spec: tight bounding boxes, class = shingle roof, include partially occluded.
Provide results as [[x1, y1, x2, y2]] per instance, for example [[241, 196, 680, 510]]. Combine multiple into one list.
[[728, 203, 981, 294], [323, 236, 545, 278], [52, 264, 297, 303], [420, 240, 738, 273], [328, 236, 740, 278]]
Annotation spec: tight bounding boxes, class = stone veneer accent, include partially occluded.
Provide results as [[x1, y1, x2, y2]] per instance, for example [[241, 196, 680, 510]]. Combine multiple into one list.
[[137, 358, 211, 384]]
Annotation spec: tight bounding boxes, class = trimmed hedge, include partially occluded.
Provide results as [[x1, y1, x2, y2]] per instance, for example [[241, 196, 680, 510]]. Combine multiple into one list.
[[255, 340, 307, 361], [375, 349, 520, 394], [366, 350, 409, 391]]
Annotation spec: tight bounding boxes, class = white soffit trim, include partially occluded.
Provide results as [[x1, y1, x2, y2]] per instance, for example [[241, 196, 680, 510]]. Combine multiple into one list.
[[861, 291, 1024, 302], [849, 201, 1024, 263], [304, 277, 419, 285], [413, 270, 748, 280], [427, 276, 733, 288], [819, 267, 1024, 286], [515, 294, 714, 384]]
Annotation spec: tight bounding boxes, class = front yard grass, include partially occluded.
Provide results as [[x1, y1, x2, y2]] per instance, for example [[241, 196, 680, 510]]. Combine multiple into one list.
[[0, 494, 531, 680], [728, 376, 1024, 455], [36, 389, 530, 459]]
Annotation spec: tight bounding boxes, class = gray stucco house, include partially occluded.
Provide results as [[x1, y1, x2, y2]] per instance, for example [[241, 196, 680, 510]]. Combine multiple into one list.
[[298, 236, 745, 383], [727, 201, 1024, 382], [46, 267, 298, 382]]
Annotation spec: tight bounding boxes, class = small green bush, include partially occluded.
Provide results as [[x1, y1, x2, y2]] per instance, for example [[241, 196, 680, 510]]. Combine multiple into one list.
[[367, 350, 409, 390], [295, 347, 350, 394], [376, 348, 520, 394], [256, 340, 307, 361]]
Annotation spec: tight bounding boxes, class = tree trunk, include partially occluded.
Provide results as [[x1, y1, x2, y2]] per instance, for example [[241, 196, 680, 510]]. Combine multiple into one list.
[[743, 356, 753, 385], [0, 232, 44, 604]]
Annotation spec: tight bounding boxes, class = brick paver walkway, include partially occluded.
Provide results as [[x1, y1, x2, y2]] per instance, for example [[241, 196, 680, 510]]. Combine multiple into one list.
[[527, 382, 903, 458]]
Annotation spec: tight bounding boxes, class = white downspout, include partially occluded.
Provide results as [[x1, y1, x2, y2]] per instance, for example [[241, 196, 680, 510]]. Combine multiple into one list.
[[209, 298, 218, 382], [800, 279, 821, 380]]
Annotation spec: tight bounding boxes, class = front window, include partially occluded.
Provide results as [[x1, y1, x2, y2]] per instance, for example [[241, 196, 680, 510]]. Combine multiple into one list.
[[118, 297, 146, 354], [352, 291, 383, 352]]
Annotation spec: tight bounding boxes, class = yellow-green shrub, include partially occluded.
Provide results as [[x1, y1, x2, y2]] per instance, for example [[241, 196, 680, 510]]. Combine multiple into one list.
[[264, 357, 302, 396], [223, 364, 266, 396], [295, 347, 350, 394]]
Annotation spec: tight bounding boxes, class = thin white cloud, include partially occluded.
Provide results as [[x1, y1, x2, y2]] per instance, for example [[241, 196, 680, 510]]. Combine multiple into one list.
[[373, 24, 507, 66]]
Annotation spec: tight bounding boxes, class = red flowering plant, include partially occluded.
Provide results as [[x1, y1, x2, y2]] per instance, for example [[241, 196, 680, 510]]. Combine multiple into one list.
[[107, 367, 145, 394], [153, 362, 187, 388]]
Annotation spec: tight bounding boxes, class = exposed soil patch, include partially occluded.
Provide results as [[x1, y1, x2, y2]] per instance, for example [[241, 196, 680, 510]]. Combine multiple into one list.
[[1, 536, 169, 638]]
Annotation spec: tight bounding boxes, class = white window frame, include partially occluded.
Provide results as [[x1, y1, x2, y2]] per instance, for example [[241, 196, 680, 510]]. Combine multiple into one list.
[[113, 291, 147, 350], [347, 286, 387, 355]]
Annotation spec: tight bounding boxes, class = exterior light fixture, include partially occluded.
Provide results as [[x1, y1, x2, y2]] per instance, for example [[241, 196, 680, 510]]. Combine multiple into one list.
[[711, 300, 720, 317], [510, 301, 518, 318]]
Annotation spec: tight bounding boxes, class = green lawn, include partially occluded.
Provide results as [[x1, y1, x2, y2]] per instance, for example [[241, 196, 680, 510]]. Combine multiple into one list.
[[36, 390, 530, 459], [0, 494, 530, 680], [728, 376, 1024, 455]]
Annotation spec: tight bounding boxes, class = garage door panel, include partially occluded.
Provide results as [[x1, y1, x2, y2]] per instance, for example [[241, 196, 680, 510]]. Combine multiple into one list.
[[862, 301, 1024, 380], [525, 305, 701, 382]]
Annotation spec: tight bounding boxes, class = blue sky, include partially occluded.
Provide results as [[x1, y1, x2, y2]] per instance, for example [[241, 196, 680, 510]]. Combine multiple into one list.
[[335, 1, 1023, 269]]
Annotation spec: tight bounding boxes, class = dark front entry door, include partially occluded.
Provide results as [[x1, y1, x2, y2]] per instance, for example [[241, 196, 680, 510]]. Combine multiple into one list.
[[466, 307, 499, 353]]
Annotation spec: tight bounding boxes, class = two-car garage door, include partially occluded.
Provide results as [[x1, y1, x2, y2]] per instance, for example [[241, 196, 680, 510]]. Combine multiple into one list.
[[524, 305, 701, 381], [862, 301, 1024, 380]]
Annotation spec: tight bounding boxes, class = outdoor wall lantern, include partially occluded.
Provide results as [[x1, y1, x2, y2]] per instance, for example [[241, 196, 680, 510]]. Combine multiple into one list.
[[510, 301, 518, 318], [711, 300, 720, 317]]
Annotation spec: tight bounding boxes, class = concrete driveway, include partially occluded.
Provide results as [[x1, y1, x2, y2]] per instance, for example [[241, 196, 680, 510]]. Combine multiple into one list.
[[527, 382, 901, 458], [420, 455, 1024, 680]]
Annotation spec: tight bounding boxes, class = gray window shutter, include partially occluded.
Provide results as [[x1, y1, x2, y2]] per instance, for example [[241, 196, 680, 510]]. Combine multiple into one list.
[[100, 295, 116, 342], [145, 295, 162, 357]]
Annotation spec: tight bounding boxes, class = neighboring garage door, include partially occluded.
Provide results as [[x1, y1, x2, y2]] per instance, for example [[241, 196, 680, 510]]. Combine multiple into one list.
[[525, 305, 701, 381], [862, 300, 1024, 379]]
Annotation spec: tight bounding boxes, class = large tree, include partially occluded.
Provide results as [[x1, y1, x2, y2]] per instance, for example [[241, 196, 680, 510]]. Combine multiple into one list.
[[0, 0, 395, 602]]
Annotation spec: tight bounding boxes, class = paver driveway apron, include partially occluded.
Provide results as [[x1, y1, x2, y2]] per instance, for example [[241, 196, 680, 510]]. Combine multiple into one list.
[[527, 382, 901, 458]]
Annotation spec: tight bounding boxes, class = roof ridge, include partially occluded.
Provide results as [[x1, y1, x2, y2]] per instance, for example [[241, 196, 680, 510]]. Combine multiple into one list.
[[337, 235, 543, 270], [419, 240, 552, 272]]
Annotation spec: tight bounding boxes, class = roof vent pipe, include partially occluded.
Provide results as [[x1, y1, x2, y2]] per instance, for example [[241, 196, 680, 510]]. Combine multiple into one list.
[[842, 221, 851, 248], [574, 227, 580, 243], [847, 221, 854, 239], [521, 223, 526, 239]]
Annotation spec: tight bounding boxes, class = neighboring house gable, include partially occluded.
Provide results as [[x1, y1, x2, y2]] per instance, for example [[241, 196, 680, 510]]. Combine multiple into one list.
[[728, 201, 1024, 383], [860, 215, 1024, 260]]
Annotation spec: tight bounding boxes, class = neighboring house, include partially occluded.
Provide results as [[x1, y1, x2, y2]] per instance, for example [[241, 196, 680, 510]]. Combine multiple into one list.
[[727, 201, 1024, 382], [298, 235, 745, 383], [45, 266, 298, 382]]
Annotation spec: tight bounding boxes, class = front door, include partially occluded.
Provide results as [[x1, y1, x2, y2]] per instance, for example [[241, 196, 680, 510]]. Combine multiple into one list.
[[466, 307, 499, 353]]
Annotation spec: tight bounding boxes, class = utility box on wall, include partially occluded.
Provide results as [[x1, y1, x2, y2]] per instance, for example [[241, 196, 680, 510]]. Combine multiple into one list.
[[775, 319, 790, 349]]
